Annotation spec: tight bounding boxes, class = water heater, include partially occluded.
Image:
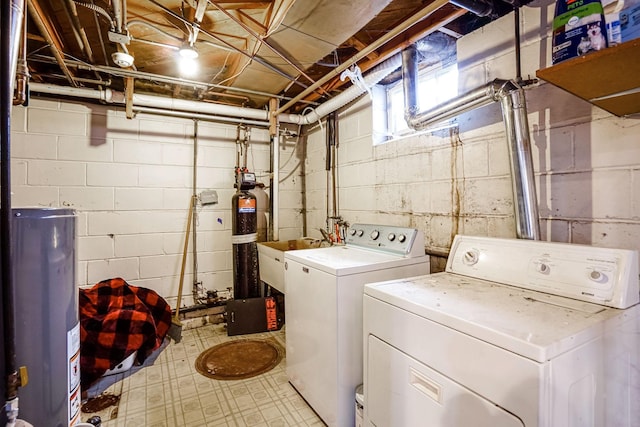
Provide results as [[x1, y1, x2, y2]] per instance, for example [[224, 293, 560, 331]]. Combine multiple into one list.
[[11, 208, 79, 426]]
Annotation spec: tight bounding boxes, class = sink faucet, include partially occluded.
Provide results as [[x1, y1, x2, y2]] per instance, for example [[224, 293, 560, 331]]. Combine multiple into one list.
[[319, 228, 333, 245]]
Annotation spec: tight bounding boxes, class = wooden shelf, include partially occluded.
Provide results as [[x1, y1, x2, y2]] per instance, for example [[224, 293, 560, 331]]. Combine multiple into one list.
[[536, 39, 640, 116]]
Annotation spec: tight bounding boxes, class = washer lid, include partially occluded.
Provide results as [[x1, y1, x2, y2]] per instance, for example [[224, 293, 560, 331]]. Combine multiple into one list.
[[285, 245, 428, 276], [364, 272, 636, 363]]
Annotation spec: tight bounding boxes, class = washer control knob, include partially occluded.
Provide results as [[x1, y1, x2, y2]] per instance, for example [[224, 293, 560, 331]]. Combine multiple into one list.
[[370, 230, 380, 240], [349, 229, 356, 236], [398, 234, 406, 243], [463, 250, 479, 266], [357, 229, 364, 237], [537, 263, 550, 274], [589, 270, 607, 283], [388, 233, 396, 242]]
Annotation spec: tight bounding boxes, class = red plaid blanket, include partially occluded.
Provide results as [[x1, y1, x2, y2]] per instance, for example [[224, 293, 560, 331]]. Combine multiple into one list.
[[79, 277, 172, 389]]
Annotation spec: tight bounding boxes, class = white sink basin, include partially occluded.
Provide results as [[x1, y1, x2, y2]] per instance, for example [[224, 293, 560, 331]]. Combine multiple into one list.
[[258, 238, 324, 293]]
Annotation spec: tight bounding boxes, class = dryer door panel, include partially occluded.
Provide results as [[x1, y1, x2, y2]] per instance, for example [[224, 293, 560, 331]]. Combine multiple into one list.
[[367, 335, 524, 427]]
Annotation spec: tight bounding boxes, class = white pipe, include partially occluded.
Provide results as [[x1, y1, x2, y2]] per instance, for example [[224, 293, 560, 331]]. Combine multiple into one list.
[[30, 51, 403, 125], [272, 134, 280, 241]]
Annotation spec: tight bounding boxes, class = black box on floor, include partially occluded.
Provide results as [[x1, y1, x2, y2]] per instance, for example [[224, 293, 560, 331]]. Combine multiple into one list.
[[226, 296, 283, 336]]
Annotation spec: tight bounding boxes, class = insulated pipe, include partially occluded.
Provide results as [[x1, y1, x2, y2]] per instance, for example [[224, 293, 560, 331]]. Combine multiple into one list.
[[401, 47, 540, 239]]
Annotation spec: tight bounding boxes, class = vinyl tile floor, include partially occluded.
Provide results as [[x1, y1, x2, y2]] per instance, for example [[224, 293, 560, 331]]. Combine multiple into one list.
[[80, 323, 326, 427]]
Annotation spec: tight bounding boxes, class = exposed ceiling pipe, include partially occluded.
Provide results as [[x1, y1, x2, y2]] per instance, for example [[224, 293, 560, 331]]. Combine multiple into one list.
[[450, 0, 497, 17], [28, 0, 78, 87], [134, 106, 269, 127], [9, 0, 25, 86], [29, 49, 404, 125], [13, 0, 28, 106], [401, 45, 540, 240], [29, 55, 316, 104], [274, 0, 450, 116], [112, 0, 124, 33]]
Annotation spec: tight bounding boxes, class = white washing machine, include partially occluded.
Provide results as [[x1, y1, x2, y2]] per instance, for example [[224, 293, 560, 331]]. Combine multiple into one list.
[[363, 235, 640, 427], [285, 224, 430, 427]]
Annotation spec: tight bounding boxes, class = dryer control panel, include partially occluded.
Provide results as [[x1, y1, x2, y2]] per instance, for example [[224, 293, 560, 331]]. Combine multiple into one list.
[[446, 235, 639, 309], [345, 224, 425, 258]]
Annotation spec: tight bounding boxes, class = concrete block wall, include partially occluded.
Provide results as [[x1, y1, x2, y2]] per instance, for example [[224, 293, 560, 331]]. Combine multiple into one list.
[[303, 3, 640, 259], [10, 98, 304, 307]]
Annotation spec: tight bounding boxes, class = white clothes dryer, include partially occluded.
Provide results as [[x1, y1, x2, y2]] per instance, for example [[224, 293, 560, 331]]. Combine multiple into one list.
[[363, 235, 640, 427], [285, 224, 430, 427]]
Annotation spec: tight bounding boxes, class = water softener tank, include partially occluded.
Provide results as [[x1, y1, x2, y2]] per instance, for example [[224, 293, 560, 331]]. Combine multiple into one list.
[[11, 208, 79, 427], [232, 190, 261, 299]]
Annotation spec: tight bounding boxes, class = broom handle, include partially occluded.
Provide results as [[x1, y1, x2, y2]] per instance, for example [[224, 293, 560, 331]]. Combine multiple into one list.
[[175, 195, 195, 319]]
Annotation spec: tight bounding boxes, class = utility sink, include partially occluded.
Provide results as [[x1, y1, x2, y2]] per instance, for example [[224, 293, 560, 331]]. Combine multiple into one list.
[[258, 238, 324, 293]]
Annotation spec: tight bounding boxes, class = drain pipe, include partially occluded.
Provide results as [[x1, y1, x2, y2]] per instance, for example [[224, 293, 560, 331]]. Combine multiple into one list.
[[402, 45, 540, 240]]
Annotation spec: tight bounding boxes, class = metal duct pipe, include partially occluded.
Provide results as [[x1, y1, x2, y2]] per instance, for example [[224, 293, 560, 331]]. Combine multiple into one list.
[[499, 82, 540, 240], [401, 46, 540, 239], [450, 0, 497, 17]]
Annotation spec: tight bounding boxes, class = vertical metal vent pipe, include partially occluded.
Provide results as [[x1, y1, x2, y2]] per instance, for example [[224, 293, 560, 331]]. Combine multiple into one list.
[[402, 45, 540, 240]]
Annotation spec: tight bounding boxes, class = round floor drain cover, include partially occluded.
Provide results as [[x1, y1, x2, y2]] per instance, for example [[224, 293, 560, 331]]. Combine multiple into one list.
[[195, 339, 282, 380]]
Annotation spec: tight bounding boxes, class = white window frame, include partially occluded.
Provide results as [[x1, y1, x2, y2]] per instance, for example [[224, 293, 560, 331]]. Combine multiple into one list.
[[375, 62, 458, 144]]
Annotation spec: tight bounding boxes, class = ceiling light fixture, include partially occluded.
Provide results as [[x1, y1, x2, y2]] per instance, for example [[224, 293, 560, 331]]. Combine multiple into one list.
[[179, 44, 198, 59]]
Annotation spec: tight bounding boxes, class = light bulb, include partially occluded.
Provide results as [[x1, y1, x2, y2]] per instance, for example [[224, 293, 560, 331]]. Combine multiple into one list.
[[179, 45, 198, 59]]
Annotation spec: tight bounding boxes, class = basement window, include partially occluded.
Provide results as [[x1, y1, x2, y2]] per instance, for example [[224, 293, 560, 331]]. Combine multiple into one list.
[[373, 62, 458, 145]]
